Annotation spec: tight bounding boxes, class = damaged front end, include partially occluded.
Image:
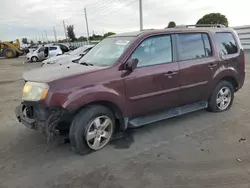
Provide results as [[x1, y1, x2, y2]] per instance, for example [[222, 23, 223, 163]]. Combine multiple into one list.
[[15, 102, 71, 142]]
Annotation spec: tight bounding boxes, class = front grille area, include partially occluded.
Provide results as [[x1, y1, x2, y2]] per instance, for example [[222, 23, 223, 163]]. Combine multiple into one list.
[[22, 105, 35, 119]]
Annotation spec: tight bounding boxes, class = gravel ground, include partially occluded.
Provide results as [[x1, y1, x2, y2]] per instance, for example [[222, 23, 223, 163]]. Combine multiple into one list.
[[0, 54, 250, 188]]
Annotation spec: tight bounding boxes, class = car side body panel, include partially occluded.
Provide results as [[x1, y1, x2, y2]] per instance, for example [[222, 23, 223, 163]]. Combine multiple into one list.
[[43, 65, 128, 116]]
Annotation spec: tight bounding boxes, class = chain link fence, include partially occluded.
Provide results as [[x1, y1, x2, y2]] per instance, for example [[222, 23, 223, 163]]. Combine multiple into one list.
[[233, 26, 250, 50]]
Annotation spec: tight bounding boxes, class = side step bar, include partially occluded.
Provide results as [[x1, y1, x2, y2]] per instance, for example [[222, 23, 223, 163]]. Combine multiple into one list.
[[129, 101, 208, 128]]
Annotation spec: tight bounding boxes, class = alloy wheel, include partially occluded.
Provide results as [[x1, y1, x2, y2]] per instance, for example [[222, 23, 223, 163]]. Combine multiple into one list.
[[86, 116, 113, 150], [216, 87, 232, 110]]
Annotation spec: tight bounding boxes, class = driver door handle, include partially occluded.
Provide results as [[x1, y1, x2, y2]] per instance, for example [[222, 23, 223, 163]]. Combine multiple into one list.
[[208, 63, 217, 69], [165, 71, 178, 76]]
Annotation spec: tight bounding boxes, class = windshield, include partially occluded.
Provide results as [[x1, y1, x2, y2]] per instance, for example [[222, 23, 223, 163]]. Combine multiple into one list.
[[79, 37, 134, 66]]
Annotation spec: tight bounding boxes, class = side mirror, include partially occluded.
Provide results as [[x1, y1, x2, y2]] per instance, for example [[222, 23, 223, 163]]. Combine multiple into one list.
[[125, 58, 139, 71]]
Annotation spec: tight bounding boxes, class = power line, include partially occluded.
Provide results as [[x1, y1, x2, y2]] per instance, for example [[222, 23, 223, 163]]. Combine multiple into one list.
[[85, 0, 109, 9], [86, 0, 119, 9], [89, 0, 137, 20], [89, 0, 136, 19], [88, 0, 124, 14]]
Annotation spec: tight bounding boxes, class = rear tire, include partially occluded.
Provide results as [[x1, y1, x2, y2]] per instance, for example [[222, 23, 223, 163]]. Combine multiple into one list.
[[15, 52, 20, 58], [207, 81, 234, 112], [69, 105, 115, 155]]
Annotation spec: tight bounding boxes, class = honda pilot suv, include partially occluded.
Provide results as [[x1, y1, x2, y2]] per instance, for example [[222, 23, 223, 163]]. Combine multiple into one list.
[[15, 25, 245, 155]]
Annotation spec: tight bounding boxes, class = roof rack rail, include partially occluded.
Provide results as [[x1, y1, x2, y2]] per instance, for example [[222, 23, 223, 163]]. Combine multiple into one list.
[[174, 24, 226, 28], [141, 28, 155, 31]]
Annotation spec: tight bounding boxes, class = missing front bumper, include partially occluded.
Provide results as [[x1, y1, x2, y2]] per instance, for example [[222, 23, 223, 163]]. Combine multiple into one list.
[[15, 103, 69, 141]]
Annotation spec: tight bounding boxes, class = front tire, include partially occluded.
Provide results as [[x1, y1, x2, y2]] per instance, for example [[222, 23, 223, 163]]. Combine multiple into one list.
[[4, 48, 16, 58], [31, 56, 38, 62], [69, 105, 115, 155], [207, 81, 234, 112]]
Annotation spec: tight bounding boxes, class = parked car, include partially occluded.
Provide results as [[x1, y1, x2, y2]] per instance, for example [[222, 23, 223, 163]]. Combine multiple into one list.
[[26, 45, 63, 62], [41, 45, 95, 67], [15, 25, 245, 155], [52, 43, 70, 53]]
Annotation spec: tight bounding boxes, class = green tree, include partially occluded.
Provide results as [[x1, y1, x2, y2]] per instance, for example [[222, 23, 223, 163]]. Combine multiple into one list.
[[22, 38, 28, 44], [66, 25, 77, 42], [58, 39, 67, 43], [196, 13, 228, 27], [89, 34, 103, 41], [167, 21, 176, 28], [103, 32, 116, 38], [78, 36, 87, 41], [30, 40, 34, 45], [37, 41, 42, 45]]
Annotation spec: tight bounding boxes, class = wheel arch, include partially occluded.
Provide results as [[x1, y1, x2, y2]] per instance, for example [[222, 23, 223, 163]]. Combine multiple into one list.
[[213, 67, 239, 93], [31, 56, 38, 60], [219, 76, 238, 92], [73, 100, 126, 131]]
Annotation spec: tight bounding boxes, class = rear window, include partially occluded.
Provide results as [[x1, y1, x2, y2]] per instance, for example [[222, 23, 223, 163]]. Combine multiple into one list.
[[177, 33, 212, 61], [215, 32, 238, 55]]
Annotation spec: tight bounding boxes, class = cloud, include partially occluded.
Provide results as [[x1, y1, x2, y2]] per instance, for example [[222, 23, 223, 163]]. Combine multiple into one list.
[[0, 0, 249, 41]]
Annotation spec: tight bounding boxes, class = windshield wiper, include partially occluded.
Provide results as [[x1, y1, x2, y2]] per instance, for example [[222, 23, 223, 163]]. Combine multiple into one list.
[[79, 62, 94, 66]]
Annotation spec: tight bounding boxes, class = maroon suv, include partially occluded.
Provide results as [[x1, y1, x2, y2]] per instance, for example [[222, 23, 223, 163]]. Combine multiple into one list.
[[15, 25, 245, 154]]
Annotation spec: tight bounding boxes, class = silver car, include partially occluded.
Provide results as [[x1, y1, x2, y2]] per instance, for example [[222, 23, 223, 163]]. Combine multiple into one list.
[[26, 45, 63, 62]]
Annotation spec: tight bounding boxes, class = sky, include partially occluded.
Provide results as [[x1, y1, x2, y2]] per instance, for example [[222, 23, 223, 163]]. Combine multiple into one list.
[[0, 0, 249, 42]]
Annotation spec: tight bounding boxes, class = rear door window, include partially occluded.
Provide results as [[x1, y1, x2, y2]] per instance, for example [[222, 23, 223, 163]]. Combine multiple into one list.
[[215, 32, 238, 55], [177, 33, 212, 61]]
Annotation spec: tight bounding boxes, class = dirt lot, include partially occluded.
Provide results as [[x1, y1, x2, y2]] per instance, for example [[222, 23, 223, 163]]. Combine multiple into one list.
[[1, 54, 250, 188]]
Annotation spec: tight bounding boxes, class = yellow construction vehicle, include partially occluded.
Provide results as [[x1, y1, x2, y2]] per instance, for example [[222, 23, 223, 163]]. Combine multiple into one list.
[[0, 39, 23, 58]]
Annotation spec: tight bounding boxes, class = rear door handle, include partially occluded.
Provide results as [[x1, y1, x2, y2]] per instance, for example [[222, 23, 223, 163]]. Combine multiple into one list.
[[165, 71, 178, 77], [208, 63, 217, 69]]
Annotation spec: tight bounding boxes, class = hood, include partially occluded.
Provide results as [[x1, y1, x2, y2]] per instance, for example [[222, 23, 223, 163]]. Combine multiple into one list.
[[43, 54, 80, 66], [27, 50, 37, 57], [43, 55, 69, 63], [23, 63, 107, 82]]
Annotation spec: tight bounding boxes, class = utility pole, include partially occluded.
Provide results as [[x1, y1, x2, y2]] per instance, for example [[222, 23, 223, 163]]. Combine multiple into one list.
[[53, 26, 57, 42], [41, 32, 44, 43], [63, 20, 69, 43], [84, 7, 90, 44], [44, 30, 49, 42], [139, 0, 143, 31]]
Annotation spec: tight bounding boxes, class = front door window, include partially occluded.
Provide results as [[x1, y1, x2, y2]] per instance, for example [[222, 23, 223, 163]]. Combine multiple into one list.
[[131, 35, 173, 67]]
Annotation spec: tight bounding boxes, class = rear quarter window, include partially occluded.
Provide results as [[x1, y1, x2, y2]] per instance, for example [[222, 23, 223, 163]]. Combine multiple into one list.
[[215, 32, 238, 55], [49, 47, 57, 51]]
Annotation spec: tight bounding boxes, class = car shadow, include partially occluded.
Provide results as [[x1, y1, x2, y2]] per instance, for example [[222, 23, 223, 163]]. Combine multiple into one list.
[[110, 109, 208, 150], [49, 109, 208, 152], [1, 109, 208, 162]]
